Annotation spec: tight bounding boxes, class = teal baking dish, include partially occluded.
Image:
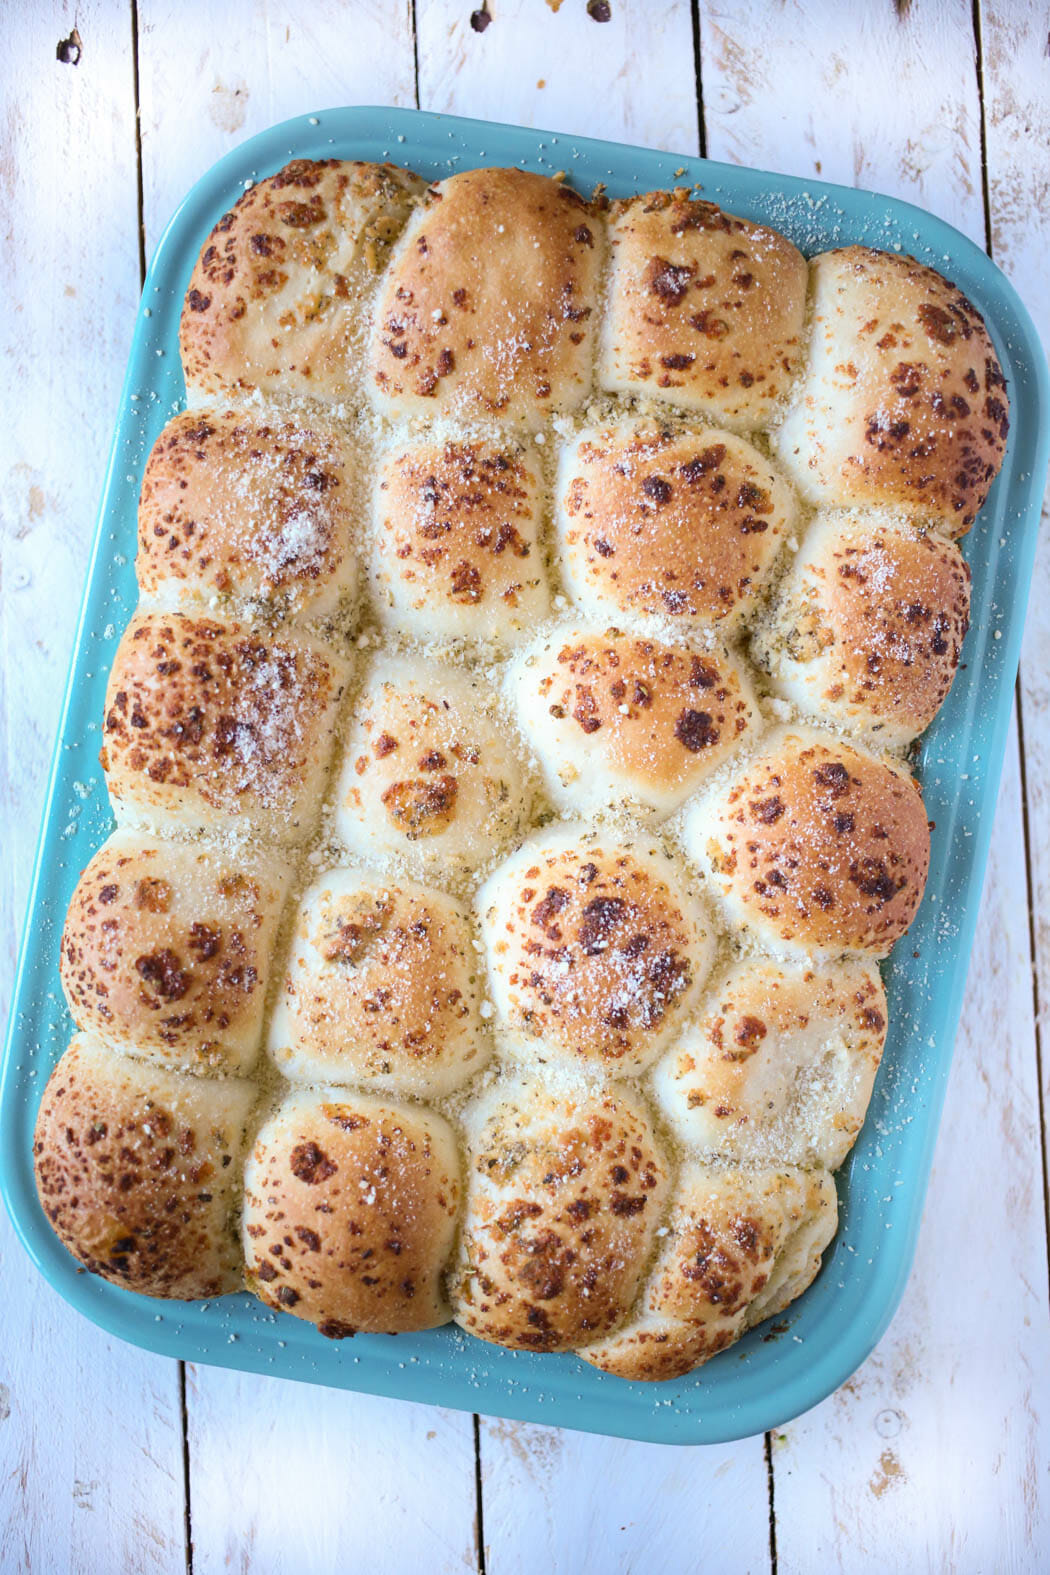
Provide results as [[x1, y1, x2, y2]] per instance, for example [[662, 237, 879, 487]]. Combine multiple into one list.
[[2, 107, 1047, 1447]]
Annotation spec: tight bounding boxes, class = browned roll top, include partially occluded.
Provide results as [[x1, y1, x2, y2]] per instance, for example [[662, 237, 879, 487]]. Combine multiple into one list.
[[31, 157, 1007, 1377]]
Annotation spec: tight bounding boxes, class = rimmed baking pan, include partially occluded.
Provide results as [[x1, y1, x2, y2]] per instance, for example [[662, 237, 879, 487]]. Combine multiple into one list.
[[2, 106, 1047, 1445]]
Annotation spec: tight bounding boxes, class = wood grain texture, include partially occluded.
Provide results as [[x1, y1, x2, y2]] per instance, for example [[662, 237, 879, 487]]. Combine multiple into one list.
[[981, 0, 1050, 1212], [416, 0, 700, 154], [1, 0, 141, 1028], [0, 7, 187, 1572], [184, 1368, 478, 1575], [0, 1266, 187, 1575], [699, 0, 987, 242], [137, 0, 417, 257], [702, 3, 1050, 1569], [478, 1422, 771, 1575], [2, 2, 1049, 1571]]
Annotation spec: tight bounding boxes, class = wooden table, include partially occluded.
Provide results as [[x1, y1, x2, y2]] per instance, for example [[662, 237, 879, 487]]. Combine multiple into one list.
[[3, 3, 1048, 1569]]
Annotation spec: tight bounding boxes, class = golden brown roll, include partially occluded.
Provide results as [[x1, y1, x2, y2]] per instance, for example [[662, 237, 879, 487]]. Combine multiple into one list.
[[752, 510, 971, 746], [334, 653, 530, 888], [100, 611, 349, 843], [368, 167, 601, 425], [371, 435, 548, 644], [479, 824, 715, 1076], [682, 724, 930, 956], [268, 867, 490, 1098], [60, 830, 291, 1077], [41, 170, 998, 1378], [600, 190, 808, 430], [774, 246, 1009, 535], [579, 1164, 837, 1380], [450, 1080, 670, 1352], [33, 1034, 256, 1298], [509, 624, 758, 819], [557, 420, 796, 632], [651, 958, 887, 1169], [242, 1090, 461, 1335], [137, 408, 358, 621], [180, 158, 425, 401]]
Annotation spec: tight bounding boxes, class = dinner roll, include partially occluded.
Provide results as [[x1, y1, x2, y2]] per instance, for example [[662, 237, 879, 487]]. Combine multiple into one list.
[[242, 1090, 460, 1335], [774, 246, 1009, 535], [34, 1034, 256, 1298], [42, 166, 1001, 1377], [334, 653, 530, 888], [651, 958, 887, 1169], [682, 724, 930, 956], [368, 167, 601, 425], [557, 420, 796, 632], [371, 435, 548, 644], [600, 190, 808, 430], [510, 625, 758, 819], [180, 158, 425, 401], [752, 510, 971, 746], [137, 408, 358, 621], [269, 868, 489, 1098], [479, 824, 714, 1075], [100, 612, 349, 844], [450, 1080, 670, 1352], [579, 1164, 837, 1380], [61, 830, 291, 1076]]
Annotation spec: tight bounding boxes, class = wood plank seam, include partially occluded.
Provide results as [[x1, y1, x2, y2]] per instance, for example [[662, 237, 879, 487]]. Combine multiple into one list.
[[689, 0, 709, 158], [970, 0, 995, 255], [407, 12, 490, 1553], [473, 1413, 487, 1575], [764, 1430, 778, 1575], [1013, 685, 1050, 1305], [414, 2, 485, 1544], [686, 15, 783, 1549], [179, 1364, 194, 1575], [690, 24, 776, 1554], [129, 3, 195, 1568], [130, 0, 147, 284], [972, 0, 1050, 1314]]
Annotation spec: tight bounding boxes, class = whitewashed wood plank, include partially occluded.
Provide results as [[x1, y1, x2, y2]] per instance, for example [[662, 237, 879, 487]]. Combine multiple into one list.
[[772, 719, 1050, 1572], [136, 0, 418, 258], [185, 1368, 478, 1575], [700, 3, 1050, 1568], [0, 1251, 188, 1575], [414, 3, 772, 1567], [478, 1421, 771, 1575], [981, 0, 1050, 1195], [133, 9, 481, 1571], [0, 3, 187, 1571], [416, 0, 700, 155], [1, 0, 144, 1027], [699, 0, 986, 242]]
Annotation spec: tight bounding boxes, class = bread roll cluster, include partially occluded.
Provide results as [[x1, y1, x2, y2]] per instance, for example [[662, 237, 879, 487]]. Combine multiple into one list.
[[35, 158, 1008, 1380]]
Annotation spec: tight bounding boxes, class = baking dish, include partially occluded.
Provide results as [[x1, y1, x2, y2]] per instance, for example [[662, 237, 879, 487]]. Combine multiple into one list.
[[2, 106, 1047, 1445]]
